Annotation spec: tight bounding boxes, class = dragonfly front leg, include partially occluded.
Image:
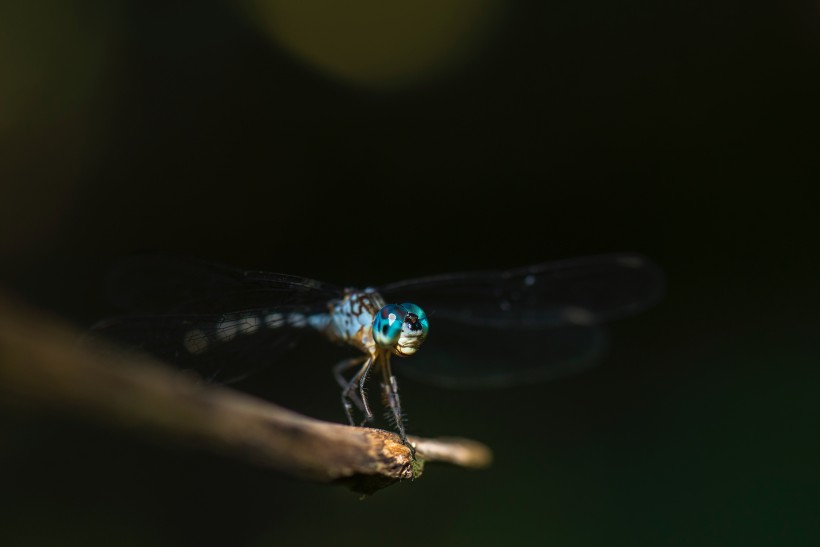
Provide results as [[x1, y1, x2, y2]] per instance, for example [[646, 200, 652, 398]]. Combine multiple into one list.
[[333, 356, 367, 414], [380, 353, 408, 444], [337, 356, 374, 426]]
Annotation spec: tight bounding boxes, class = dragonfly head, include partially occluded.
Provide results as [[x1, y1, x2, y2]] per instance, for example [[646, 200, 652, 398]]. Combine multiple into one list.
[[372, 303, 429, 356]]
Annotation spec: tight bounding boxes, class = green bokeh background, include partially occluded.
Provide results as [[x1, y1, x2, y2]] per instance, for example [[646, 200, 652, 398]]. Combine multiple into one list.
[[1, 1, 818, 546]]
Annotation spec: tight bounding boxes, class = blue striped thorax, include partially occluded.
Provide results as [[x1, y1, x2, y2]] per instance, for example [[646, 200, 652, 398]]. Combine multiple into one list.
[[372, 303, 429, 356]]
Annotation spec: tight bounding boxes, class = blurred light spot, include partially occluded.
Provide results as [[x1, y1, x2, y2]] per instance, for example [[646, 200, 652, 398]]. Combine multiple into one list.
[[244, 0, 505, 89], [562, 307, 595, 325]]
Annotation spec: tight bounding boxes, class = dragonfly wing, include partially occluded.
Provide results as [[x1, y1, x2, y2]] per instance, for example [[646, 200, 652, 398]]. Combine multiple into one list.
[[104, 253, 342, 314], [394, 319, 607, 389], [379, 253, 665, 328]]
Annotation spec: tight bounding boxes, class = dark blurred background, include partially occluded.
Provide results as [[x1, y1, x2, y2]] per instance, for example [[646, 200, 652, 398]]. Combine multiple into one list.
[[1, 1, 818, 545]]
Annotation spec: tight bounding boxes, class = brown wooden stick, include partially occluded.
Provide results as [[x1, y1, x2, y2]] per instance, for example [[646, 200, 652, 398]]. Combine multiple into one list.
[[0, 290, 492, 494]]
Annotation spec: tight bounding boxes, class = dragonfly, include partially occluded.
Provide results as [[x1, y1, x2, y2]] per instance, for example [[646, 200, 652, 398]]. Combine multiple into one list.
[[91, 253, 664, 444]]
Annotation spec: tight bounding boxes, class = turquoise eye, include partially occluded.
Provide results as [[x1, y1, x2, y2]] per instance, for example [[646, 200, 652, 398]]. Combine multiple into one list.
[[401, 302, 429, 337], [373, 304, 407, 349]]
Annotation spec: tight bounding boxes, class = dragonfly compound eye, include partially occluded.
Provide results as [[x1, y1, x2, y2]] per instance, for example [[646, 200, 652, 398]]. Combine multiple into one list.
[[373, 304, 407, 349], [400, 302, 429, 338]]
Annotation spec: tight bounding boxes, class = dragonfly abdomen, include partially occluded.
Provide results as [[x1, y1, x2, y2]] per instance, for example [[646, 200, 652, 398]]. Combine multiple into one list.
[[181, 310, 331, 356]]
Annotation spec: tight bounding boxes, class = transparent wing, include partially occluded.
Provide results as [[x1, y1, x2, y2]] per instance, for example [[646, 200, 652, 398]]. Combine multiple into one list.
[[381, 253, 663, 388], [379, 253, 665, 328], [104, 253, 342, 314], [94, 253, 341, 382], [394, 320, 607, 388]]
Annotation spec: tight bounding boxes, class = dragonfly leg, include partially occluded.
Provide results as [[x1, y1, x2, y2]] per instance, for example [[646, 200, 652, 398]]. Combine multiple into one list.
[[357, 355, 377, 425], [340, 356, 373, 426], [380, 354, 408, 445], [333, 356, 367, 413]]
